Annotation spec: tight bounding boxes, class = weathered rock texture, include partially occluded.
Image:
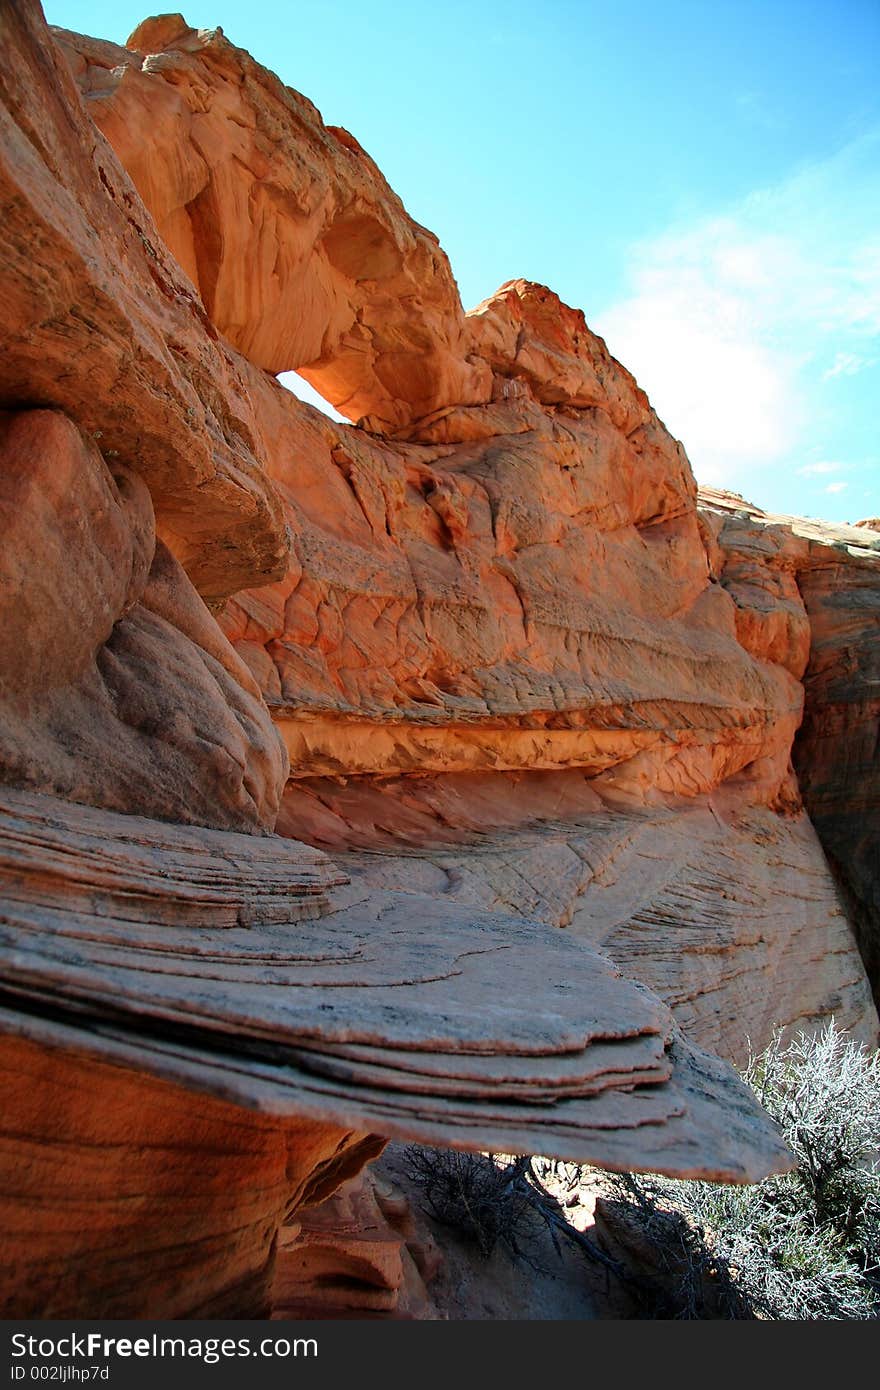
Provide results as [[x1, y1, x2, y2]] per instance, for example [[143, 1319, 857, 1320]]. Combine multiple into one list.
[[54, 15, 491, 433], [0, 2, 290, 600], [280, 775, 875, 1066], [0, 0, 876, 1321], [271, 1169, 441, 1319], [700, 489, 880, 1004], [59, 18, 805, 817], [208, 330, 803, 815], [0, 1029, 381, 1318], [0, 408, 288, 831], [1, 779, 799, 1316], [0, 786, 793, 1181], [793, 547, 880, 1003]]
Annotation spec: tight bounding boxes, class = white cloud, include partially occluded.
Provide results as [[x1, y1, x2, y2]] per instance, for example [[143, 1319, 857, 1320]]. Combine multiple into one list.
[[597, 267, 800, 483], [798, 460, 843, 476], [593, 131, 880, 496], [825, 481, 849, 494], [823, 351, 876, 379]]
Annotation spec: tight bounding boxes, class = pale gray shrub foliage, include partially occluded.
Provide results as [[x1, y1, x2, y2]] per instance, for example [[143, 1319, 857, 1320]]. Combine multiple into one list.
[[402, 1024, 879, 1317], [605, 1021, 880, 1319]]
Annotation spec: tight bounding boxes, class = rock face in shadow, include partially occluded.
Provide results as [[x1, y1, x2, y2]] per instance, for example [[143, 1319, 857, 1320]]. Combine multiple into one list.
[[0, 1028, 382, 1318], [271, 1168, 441, 1319], [796, 553, 879, 998], [0, 0, 876, 1320]]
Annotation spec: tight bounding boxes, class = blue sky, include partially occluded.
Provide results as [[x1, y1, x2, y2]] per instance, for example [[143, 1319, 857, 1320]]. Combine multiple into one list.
[[46, 1, 879, 522]]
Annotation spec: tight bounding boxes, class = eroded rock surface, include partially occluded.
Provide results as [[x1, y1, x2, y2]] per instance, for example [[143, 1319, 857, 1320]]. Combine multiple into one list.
[[0, 0, 876, 1322], [213, 341, 800, 809], [700, 489, 880, 1003], [271, 1169, 441, 1319], [0, 786, 793, 1184], [0, 407, 288, 832], [279, 772, 877, 1063], [55, 16, 492, 433], [0, 1028, 381, 1318], [57, 15, 808, 815], [0, 0, 290, 600]]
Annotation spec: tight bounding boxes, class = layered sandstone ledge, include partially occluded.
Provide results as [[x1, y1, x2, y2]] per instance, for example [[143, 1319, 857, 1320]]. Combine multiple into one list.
[[0, 0, 877, 1318], [0, 785, 794, 1316]]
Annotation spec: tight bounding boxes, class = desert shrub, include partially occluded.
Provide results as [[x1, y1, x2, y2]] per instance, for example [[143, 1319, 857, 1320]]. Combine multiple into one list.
[[601, 1021, 880, 1319], [401, 1147, 626, 1280], [401, 1148, 542, 1260], [402, 1025, 880, 1318]]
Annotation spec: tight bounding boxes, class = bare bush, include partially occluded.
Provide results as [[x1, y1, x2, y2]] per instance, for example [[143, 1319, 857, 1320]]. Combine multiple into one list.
[[402, 1146, 629, 1282], [401, 1149, 543, 1261]]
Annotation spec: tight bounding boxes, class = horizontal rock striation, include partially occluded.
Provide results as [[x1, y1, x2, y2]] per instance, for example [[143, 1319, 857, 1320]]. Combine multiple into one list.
[[0, 786, 792, 1183], [700, 490, 880, 1002], [217, 339, 800, 802], [279, 772, 878, 1063], [0, 0, 876, 1320]]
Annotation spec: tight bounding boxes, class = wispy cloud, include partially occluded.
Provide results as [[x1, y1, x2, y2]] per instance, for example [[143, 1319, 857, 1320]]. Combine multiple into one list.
[[594, 131, 880, 505], [825, 481, 849, 494], [798, 460, 844, 476], [823, 351, 876, 379]]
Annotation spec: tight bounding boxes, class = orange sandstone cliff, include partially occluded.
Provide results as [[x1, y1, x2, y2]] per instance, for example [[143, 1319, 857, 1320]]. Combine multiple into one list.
[[0, 2, 876, 1318]]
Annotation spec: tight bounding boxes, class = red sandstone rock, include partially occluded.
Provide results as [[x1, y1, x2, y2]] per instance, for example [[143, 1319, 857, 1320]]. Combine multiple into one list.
[[0, 786, 794, 1187], [467, 279, 652, 432], [45, 6, 874, 1041], [700, 490, 880, 1005], [0, 1029, 380, 1318], [0, 0, 289, 600], [0, 408, 288, 832], [0, 0, 877, 1325], [54, 13, 804, 811], [214, 380, 800, 805], [272, 1170, 439, 1319], [280, 771, 875, 1064], [698, 498, 812, 679], [796, 547, 880, 998], [55, 17, 492, 433]]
